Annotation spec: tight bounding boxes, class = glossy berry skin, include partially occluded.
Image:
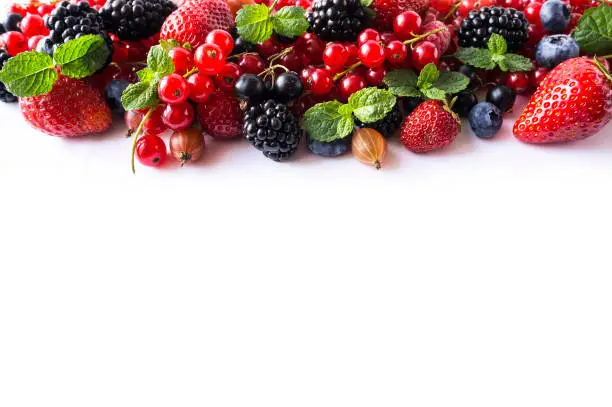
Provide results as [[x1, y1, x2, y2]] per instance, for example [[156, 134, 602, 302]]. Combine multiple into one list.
[[535, 34, 579, 69], [20, 14, 47, 37], [307, 68, 333, 95], [529, 67, 549, 88], [104, 79, 130, 114], [486, 85, 516, 112], [452, 90, 478, 118], [371, 0, 429, 30], [468, 102, 503, 138], [526, 23, 545, 47], [194, 43, 226, 75], [339, 73, 367, 101], [168, 47, 194, 75], [393, 11, 422, 41], [136, 135, 167, 167], [411, 41, 439, 71], [27, 35, 45, 50], [540, 0, 570, 33], [238, 53, 266, 75], [358, 40, 386, 68], [365, 66, 387, 86], [205, 29, 234, 56], [235, 73, 266, 102], [323, 43, 348, 68], [358, 29, 381, 46], [3, 13, 22, 32], [162, 102, 195, 131], [385, 40, 408, 65], [143, 106, 168, 136], [514, 57, 612, 144], [214, 62, 241, 92], [197, 90, 243, 139], [400, 99, 460, 153], [307, 133, 351, 157], [505, 72, 530, 94], [431, 0, 455, 12], [524, 2, 542, 24], [457, 64, 480, 88], [187, 72, 215, 103], [274, 72, 304, 102], [3, 31, 27, 56], [158, 74, 190, 105]]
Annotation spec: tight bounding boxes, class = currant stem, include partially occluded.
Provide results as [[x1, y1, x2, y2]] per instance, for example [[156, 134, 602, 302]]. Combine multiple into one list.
[[183, 67, 198, 78], [130, 107, 154, 174], [600, 54, 612, 59], [334, 62, 363, 81], [269, 46, 294, 66], [443, 2, 461, 22], [227, 52, 259, 60], [403, 27, 446, 47], [269, 0, 280, 10]]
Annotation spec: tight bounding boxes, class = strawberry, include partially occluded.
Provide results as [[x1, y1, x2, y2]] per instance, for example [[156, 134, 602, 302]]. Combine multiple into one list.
[[160, 0, 234, 50], [19, 76, 111, 137], [371, 0, 430, 31], [196, 90, 243, 139], [400, 99, 460, 153], [513, 57, 612, 144]]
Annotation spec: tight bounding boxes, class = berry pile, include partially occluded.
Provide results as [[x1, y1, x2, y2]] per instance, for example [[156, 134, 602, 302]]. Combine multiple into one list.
[[458, 7, 529, 50]]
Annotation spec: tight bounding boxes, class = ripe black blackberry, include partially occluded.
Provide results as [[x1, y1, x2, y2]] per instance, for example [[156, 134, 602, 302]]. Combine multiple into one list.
[[354, 104, 402, 138], [0, 50, 17, 103], [458, 7, 529, 50], [243, 100, 301, 161], [306, 0, 367, 42], [100, 0, 176, 41]]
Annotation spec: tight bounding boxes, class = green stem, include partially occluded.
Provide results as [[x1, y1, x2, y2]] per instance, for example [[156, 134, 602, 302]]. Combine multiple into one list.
[[183, 67, 198, 78], [333, 62, 363, 81], [269, 0, 280, 10], [403, 27, 447, 47], [227, 52, 259, 60], [131, 107, 154, 175], [600, 54, 612, 59], [268, 46, 294, 66], [443, 1, 461, 22]]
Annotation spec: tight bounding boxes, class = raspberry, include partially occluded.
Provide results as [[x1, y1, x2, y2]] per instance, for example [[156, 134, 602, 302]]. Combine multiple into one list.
[[421, 20, 451, 54], [196, 90, 243, 139]]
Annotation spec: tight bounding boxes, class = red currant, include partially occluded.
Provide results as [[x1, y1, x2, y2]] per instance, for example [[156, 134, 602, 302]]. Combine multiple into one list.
[[505, 72, 530, 94], [358, 28, 381, 46], [394, 11, 422, 41], [257, 37, 281, 57], [501, 0, 522, 9], [344, 42, 359, 65], [194, 43, 226, 75], [187, 72, 215, 103], [524, 2, 542, 25], [430, 0, 455, 12], [238, 54, 266, 75], [205, 29, 234, 57], [411, 41, 440, 71], [279, 49, 305, 71], [144, 106, 168, 136], [136, 135, 167, 168], [3, 31, 27, 56], [20, 14, 47, 37], [158, 74, 190, 105], [296, 0, 312, 8], [529, 67, 549, 88], [125, 110, 144, 132], [37, 4, 55, 15], [385, 40, 407, 65], [568, 12, 581, 31], [526, 24, 544, 47], [339, 73, 367, 101], [214, 62, 241, 92], [380, 32, 397, 44], [168, 47, 194, 75], [459, 0, 478, 17], [124, 42, 148, 62], [112, 45, 129, 63], [301, 66, 315, 83], [307, 68, 333, 95], [9, 4, 27, 16], [365, 66, 387, 86], [358, 40, 385, 68], [162, 102, 195, 131], [27, 35, 45, 50], [323, 43, 348, 68], [302, 37, 324, 64]]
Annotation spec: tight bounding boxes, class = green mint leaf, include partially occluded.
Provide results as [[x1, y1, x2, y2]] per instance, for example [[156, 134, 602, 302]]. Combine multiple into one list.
[[363, 7, 376, 19], [417, 63, 439, 90], [421, 87, 446, 100], [383, 69, 421, 97], [302, 101, 354, 142], [360, 0, 373, 6], [147, 45, 174, 76], [183, 43, 193, 51], [348, 88, 396, 123], [121, 80, 159, 111], [338, 104, 354, 116], [236, 4, 273, 44], [137, 68, 156, 82], [455, 47, 495, 70], [0, 51, 57, 97], [573, 4, 612, 55], [487, 33, 507, 55], [159, 39, 181, 52], [271, 6, 309, 38], [501, 53, 534, 72], [433, 71, 469, 94], [53, 35, 110, 79]]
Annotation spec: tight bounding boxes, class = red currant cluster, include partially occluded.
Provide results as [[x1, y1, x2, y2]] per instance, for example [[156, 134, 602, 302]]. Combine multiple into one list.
[[0, 2, 54, 56]]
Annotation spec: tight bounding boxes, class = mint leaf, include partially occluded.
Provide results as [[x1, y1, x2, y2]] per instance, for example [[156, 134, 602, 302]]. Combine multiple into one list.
[[121, 80, 159, 111], [338, 104, 353, 117], [159, 39, 181, 52], [348, 88, 396, 123], [137, 68, 156, 82], [455, 48, 495, 69], [384, 69, 420, 97], [360, 0, 373, 6], [363, 6, 375, 18], [488, 33, 507, 55], [147, 45, 174, 76], [53, 35, 109, 78], [573, 4, 612, 55], [302, 101, 354, 142], [271, 6, 309, 38], [421, 87, 446, 100], [417, 63, 439, 89], [433, 71, 469, 94], [0, 51, 57, 97], [500, 53, 534, 72], [236, 4, 273, 44]]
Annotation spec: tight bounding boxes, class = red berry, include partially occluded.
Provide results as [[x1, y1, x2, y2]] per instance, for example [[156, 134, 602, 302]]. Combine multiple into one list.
[[365, 66, 387, 86], [9, 4, 27, 16], [3, 31, 27, 56], [526, 24, 544, 47], [357, 28, 381, 46], [529, 67, 549, 88], [385, 40, 408, 65], [205, 29, 234, 57], [323, 43, 348, 68], [194, 43, 226, 75], [238, 53, 266, 75], [257, 37, 281, 57], [505, 72, 530, 94], [112, 45, 129, 63], [187, 72, 215, 103], [158, 73, 190, 105], [459, 0, 478, 17], [430, 0, 455, 12], [20, 14, 47, 37], [37, 4, 55, 15], [168, 47, 194, 75], [302, 37, 324, 64], [296, 0, 312, 8], [411, 41, 440, 70], [279, 49, 305, 71], [394, 11, 422, 41], [568, 12, 581, 31], [339, 73, 367, 101], [144, 106, 168, 136], [125, 109, 144, 132], [27, 35, 45, 50], [380, 31, 398, 44], [344, 42, 359, 65], [524, 2, 542, 25], [214, 62, 241, 92], [358, 40, 386, 68], [501, 0, 522, 9], [307, 68, 333, 95], [162, 102, 195, 131], [136, 135, 167, 168], [301, 66, 315, 83]]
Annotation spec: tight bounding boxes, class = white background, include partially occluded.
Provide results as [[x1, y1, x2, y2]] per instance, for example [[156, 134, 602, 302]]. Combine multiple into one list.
[[1, 5, 612, 404]]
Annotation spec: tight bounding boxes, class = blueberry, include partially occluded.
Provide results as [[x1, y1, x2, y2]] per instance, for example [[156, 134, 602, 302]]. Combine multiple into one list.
[[535, 34, 579, 68], [468, 102, 503, 139], [105, 79, 130, 114], [3, 13, 23, 32], [235, 74, 267, 102], [402, 97, 423, 115], [0, 24, 5, 34], [452, 90, 478, 118], [540, 0, 570, 33], [307, 133, 351, 157], [486, 85, 515, 112], [274, 72, 304, 102], [36, 37, 56, 56]]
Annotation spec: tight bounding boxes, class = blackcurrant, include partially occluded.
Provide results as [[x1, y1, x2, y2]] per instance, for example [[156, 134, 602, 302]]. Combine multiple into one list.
[[457, 64, 481, 88], [235, 73, 266, 102], [452, 90, 478, 118], [273, 72, 304, 102], [486, 85, 516, 112]]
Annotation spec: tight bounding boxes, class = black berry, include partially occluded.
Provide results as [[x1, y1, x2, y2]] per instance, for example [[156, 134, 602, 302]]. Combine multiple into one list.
[[0, 50, 17, 103], [233, 36, 256, 54], [457, 64, 481, 88], [452, 90, 478, 118], [273, 72, 304, 102], [458, 6, 529, 51], [486, 84, 516, 112], [402, 97, 423, 115], [354, 103, 402, 138], [306, 0, 367, 42], [3, 13, 23, 32], [235, 74, 267, 102], [100, 0, 176, 41]]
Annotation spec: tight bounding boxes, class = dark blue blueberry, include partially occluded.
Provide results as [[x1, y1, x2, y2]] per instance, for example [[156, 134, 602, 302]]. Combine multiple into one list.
[[540, 0, 571, 34], [105, 79, 130, 114], [36, 37, 56, 56], [306, 133, 351, 157], [468, 102, 503, 139], [535, 34, 579, 69]]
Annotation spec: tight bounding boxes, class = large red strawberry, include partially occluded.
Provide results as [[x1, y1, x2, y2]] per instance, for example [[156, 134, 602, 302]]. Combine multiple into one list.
[[371, 0, 430, 31], [400, 99, 460, 153], [19, 76, 111, 137], [197, 90, 243, 139], [513, 57, 612, 144], [160, 0, 234, 49]]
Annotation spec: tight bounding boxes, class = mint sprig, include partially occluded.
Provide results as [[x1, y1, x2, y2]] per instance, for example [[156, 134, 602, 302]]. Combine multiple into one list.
[[236, 4, 309, 44], [455, 33, 534, 72], [0, 35, 110, 97], [302, 88, 396, 142], [573, 3, 612, 55], [383, 63, 469, 100]]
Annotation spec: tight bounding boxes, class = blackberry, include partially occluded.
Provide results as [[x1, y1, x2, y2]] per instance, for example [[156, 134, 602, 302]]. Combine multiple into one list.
[[306, 0, 368, 42], [100, 0, 176, 41], [0, 50, 17, 103], [354, 104, 402, 138], [458, 6, 529, 51], [243, 100, 301, 161]]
